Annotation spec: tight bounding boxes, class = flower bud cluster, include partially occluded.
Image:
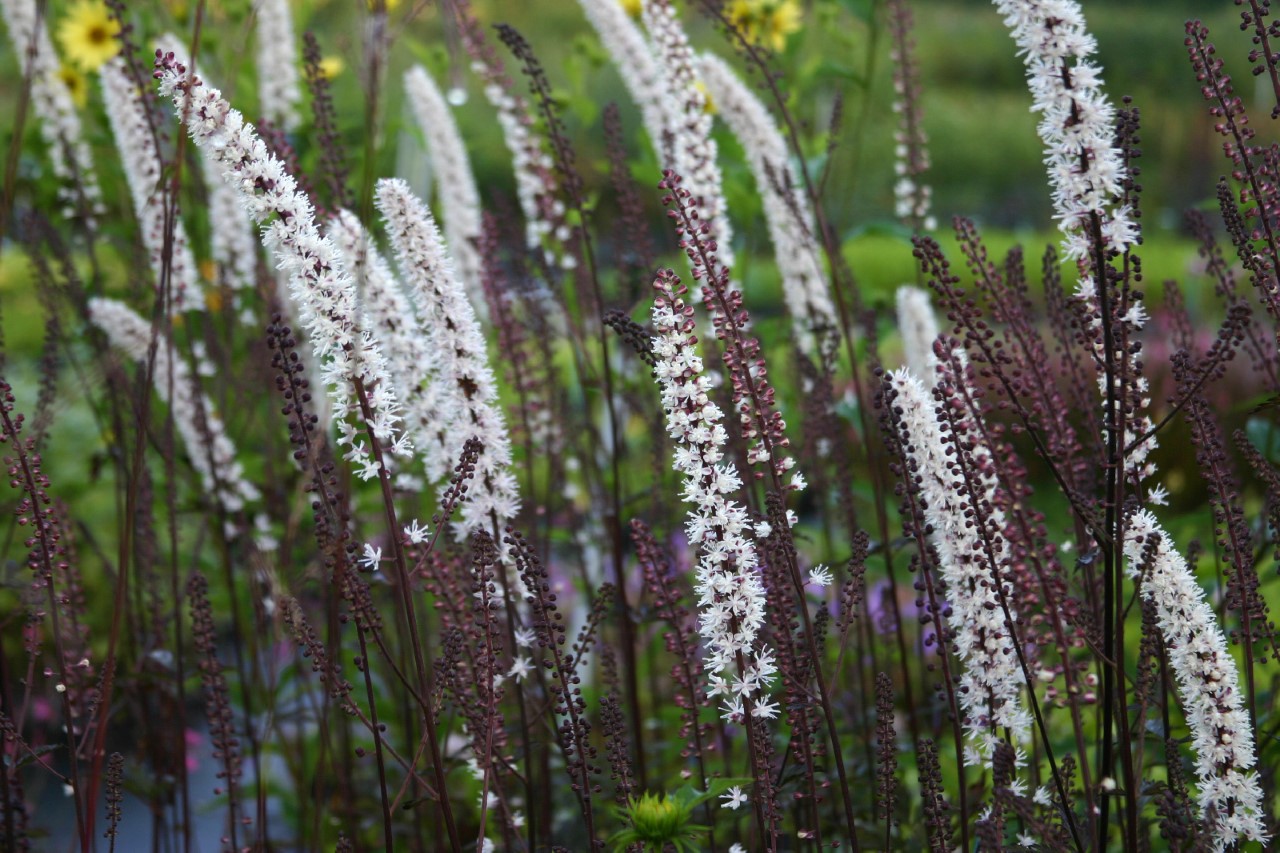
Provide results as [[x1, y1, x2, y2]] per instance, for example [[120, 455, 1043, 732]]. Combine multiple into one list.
[[0, 0, 103, 224], [660, 172, 797, 486], [101, 57, 202, 313], [449, 1, 571, 271], [154, 54, 407, 478], [375, 178, 519, 532], [651, 268, 774, 722], [404, 65, 485, 314], [698, 52, 837, 360], [887, 0, 934, 231], [1123, 509, 1268, 851], [88, 297, 260, 516]]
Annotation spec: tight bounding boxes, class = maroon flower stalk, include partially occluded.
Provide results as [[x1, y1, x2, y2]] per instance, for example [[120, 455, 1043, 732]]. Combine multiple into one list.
[[1237, 0, 1280, 117], [1186, 19, 1280, 328], [188, 571, 246, 850], [0, 381, 87, 844], [302, 31, 352, 214], [507, 528, 603, 849]]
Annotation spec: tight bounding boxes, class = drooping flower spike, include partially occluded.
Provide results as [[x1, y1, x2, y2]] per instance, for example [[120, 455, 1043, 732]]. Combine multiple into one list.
[[154, 52, 408, 479], [1123, 510, 1268, 851], [375, 178, 519, 533], [100, 56, 203, 313], [403, 65, 485, 316], [651, 267, 775, 723]]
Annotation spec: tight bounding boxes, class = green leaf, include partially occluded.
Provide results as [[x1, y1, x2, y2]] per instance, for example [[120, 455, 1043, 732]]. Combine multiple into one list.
[[6, 744, 61, 769]]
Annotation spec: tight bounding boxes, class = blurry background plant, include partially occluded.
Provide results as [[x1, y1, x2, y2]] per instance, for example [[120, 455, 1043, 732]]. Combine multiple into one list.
[[0, 0, 1277, 850]]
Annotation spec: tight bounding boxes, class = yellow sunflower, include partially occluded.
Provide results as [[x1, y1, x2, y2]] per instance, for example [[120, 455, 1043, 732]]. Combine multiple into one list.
[[57, 0, 120, 72], [56, 64, 88, 108], [694, 79, 715, 115], [318, 55, 345, 80], [727, 0, 802, 53]]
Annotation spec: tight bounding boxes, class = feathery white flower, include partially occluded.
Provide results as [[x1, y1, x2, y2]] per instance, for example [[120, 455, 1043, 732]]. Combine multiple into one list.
[[698, 52, 837, 359], [155, 57, 408, 477], [101, 58, 202, 313], [0, 0, 103, 224], [995, 1, 1155, 495], [895, 285, 940, 387], [576, 0, 670, 158], [507, 655, 534, 682], [721, 786, 748, 810], [253, 0, 301, 131], [651, 271, 773, 722], [455, 23, 568, 272], [886, 366, 1031, 767], [88, 297, 259, 515], [403, 65, 485, 317], [992, 0, 1136, 258], [1123, 510, 1268, 851], [156, 34, 257, 292], [643, 0, 735, 271], [402, 518, 430, 545], [327, 209, 451, 481], [807, 564, 833, 588], [375, 178, 519, 532]]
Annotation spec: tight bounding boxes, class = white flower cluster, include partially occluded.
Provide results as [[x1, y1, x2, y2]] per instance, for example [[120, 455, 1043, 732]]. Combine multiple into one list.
[[0, 0, 103, 224], [328, 209, 449, 482], [651, 277, 775, 723], [156, 35, 257, 293], [1123, 510, 1268, 851], [992, 0, 1136, 259], [490, 81, 567, 268], [887, 366, 1031, 767], [457, 36, 568, 272], [88, 297, 260, 515], [155, 59, 408, 478], [895, 286, 940, 388], [893, 175, 933, 230], [253, 0, 301, 131], [100, 58, 202, 313], [642, 0, 735, 271], [404, 66, 485, 317], [1073, 282, 1159, 490], [375, 179, 519, 532], [698, 53, 837, 360], [995, 1, 1155, 493], [575, 0, 670, 159]]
